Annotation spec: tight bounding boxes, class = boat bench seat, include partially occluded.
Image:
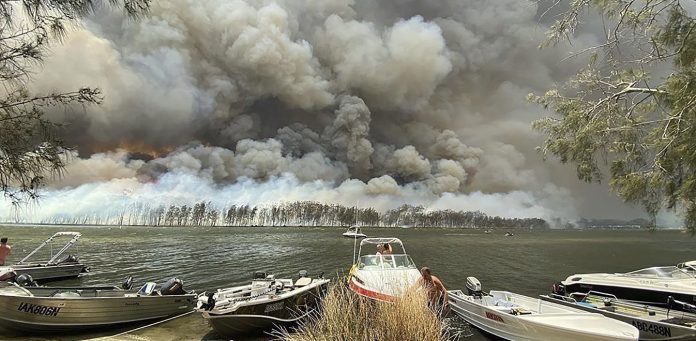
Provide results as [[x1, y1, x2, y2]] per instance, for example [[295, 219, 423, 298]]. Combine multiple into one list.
[[494, 299, 518, 308]]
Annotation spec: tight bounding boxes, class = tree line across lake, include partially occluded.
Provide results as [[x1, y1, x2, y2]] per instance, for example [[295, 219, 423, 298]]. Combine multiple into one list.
[[36, 201, 549, 229]]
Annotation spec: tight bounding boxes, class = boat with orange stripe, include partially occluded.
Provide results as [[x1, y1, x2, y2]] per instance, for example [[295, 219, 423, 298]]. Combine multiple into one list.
[[347, 238, 421, 302]]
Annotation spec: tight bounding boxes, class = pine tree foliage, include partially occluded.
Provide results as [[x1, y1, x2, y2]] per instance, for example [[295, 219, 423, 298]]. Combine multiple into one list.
[[0, 0, 149, 204], [532, 0, 696, 229]]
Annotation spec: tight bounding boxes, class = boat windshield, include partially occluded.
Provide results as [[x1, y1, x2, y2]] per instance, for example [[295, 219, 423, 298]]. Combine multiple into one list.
[[626, 266, 694, 279], [678, 262, 696, 273], [358, 255, 417, 270]]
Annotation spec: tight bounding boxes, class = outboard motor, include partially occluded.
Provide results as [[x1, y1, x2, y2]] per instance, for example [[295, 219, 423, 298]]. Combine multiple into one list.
[[254, 271, 267, 279], [274, 281, 285, 294], [200, 292, 216, 311], [16, 274, 37, 287], [318, 271, 325, 279], [298, 270, 308, 278], [122, 276, 134, 290], [160, 277, 185, 295], [466, 276, 482, 297]]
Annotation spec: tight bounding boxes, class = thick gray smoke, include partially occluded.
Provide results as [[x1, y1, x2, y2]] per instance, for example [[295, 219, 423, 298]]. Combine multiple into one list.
[[1, 0, 672, 225]]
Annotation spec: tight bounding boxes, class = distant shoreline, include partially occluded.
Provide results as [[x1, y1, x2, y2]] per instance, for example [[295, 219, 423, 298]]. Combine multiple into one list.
[[0, 222, 684, 230]]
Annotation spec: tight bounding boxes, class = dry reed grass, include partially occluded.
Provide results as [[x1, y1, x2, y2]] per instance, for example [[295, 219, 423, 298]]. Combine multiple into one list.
[[276, 282, 451, 341]]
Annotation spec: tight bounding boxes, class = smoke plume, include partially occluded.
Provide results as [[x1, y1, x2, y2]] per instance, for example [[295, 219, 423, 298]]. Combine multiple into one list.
[[1, 0, 665, 225]]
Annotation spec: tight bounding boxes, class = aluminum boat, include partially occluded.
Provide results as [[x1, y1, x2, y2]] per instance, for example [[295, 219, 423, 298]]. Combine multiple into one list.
[[542, 291, 696, 340], [197, 271, 329, 337], [348, 237, 421, 302], [0, 232, 89, 282], [449, 277, 639, 341], [0, 277, 196, 333], [556, 261, 696, 311]]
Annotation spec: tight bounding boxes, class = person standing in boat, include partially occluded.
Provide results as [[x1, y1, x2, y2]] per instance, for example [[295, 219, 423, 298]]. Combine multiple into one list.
[[382, 243, 392, 255], [375, 243, 393, 256], [417, 267, 448, 313], [0, 237, 11, 266]]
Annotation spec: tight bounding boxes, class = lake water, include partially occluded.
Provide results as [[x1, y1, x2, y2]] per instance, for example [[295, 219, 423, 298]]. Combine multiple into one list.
[[0, 225, 694, 340]]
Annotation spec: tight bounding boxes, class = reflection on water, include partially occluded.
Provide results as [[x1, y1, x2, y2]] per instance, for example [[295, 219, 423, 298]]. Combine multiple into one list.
[[0, 225, 693, 340]]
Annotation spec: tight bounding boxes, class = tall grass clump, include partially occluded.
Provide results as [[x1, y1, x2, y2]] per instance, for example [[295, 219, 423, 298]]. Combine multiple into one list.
[[277, 282, 451, 341]]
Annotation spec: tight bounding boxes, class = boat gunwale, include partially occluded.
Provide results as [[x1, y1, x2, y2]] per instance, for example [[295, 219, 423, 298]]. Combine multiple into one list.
[[541, 293, 696, 328], [201, 278, 329, 315], [449, 290, 639, 340]]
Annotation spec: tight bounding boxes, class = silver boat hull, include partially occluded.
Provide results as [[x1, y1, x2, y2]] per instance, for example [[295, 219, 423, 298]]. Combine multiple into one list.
[[0, 288, 195, 332], [200, 276, 329, 337], [206, 312, 308, 336], [541, 295, 696, 341], [11, 263, 88, 281]]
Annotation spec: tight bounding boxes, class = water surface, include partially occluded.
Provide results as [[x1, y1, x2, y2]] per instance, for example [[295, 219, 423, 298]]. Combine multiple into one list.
[[0, 225, 693, 340]]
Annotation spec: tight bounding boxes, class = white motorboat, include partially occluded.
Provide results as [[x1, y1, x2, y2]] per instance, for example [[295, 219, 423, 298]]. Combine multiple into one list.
[[0, 232, 89, 282], [342, 225, 367, 238], [449, 277, 639, 341], [542, 291, 696, 341], [348, 237, 421, 302], [556, 261, 696, 312], [0, 277, 195, 333], [197, 271, 329, 337]]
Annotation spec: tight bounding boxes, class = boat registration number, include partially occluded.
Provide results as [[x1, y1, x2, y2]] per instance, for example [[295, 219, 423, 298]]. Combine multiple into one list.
[[17, 302, 61, 317], [632, 321, 671, 337], [264, 301, 284, 313], [485, 312, 504, 323]]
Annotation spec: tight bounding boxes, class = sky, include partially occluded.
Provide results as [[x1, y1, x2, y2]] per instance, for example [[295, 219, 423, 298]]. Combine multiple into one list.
[[1, 0, 684, 226]]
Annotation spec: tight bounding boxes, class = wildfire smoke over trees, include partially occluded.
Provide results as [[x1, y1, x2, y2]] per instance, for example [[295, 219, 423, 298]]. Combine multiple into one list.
[[23, 201, 548, 229]]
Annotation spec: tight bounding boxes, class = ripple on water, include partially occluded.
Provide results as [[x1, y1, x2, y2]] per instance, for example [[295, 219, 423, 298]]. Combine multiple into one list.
[[0, 226, 694, 341]]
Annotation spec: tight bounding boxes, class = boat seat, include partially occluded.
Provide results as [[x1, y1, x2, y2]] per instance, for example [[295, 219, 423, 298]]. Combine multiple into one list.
[[295, 277, 312, 287], [137, 282, 157, 296], [494, 299, 518, 308], [51, 291, 81, 298]]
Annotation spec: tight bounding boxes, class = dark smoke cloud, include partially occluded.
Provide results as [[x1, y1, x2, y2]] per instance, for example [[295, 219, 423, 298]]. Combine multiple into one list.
[[2, 0, 671, 224]]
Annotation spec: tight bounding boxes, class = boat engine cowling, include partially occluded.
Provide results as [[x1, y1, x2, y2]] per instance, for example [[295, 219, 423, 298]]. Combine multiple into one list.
[[122, 276, 134, 290], [298, 270, 308, 278], [161, 277, 185, 295], [466, 276, 482, 297], [16, 274, 37, 287], [199, 292, 216, 311]]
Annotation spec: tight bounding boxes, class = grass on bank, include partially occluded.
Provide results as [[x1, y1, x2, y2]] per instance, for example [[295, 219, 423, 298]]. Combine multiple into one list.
[[277, 282, 451, 341]]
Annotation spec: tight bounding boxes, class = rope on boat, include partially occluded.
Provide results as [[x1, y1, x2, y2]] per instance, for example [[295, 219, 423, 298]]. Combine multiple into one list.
[[86, 310, 195, 341]]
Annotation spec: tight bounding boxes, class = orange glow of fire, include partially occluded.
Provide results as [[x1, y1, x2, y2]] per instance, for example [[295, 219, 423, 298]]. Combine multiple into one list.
[[91, 141, 175, 159]]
